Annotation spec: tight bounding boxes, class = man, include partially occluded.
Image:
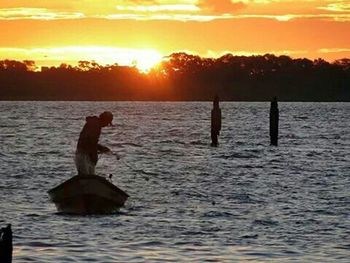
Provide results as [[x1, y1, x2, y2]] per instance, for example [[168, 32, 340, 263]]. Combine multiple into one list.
[[75, 111, 113, 175]]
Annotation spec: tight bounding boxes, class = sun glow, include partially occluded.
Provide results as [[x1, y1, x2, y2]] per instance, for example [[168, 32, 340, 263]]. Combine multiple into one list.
[[132, 49, 163, 72], [0, 46, 163, 72]]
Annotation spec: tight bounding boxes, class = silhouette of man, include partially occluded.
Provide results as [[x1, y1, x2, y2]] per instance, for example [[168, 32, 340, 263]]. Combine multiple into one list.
[[211, 95, 222, 147], [75, 111, 113, 175]]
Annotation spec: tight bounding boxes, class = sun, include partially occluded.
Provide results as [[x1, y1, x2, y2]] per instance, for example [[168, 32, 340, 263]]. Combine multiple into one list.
[[133, 49, 163, 73]]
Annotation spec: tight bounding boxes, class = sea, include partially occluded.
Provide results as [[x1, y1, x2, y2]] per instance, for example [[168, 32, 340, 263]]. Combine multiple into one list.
[[0, 101, 349, 262]]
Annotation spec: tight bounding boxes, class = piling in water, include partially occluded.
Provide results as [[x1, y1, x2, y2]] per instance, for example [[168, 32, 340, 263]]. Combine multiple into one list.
[[0, 224, 12, 263], [270, 97, 279, 146], [211, 95, 222, 147]]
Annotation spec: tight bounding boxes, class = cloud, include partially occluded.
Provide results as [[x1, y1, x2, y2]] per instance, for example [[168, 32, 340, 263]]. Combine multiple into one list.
[[103, 13, 225, 22], [318, 48, 350, 53], [205, 49, 308, 58], [115, 4, 199, 13], [3, 7, 349, 22], [0, 8, 84, 20], [1, 1, 350, 22], [318, 2, 350, 12], [0, 0, 71, 9], [231, 13, 350, 22], [197, 0, 246, 14]]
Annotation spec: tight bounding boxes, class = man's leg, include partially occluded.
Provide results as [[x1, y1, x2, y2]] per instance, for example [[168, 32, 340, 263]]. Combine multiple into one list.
[[75, 152, 91, 175]]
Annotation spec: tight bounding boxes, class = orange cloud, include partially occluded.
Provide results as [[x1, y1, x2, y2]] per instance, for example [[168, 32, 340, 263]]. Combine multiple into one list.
[[318, 48, 350, 53], [198, 0, 246, 14], [318, 2, 350, 12], [115, 4, 199, 13], [0, 1, 349, 22], [0, 8, 84, 20], [232, 13, 350, 22]]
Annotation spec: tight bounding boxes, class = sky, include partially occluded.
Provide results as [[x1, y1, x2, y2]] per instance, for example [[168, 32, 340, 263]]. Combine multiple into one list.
[[0, 0, 349, 71]]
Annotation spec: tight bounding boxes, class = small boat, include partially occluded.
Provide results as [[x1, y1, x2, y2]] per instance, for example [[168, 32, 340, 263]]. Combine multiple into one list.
[[48, 175, 129, 215]]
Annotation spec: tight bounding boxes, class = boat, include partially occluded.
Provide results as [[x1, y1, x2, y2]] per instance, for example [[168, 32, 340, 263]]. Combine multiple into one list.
[[48, 175, 129, 214]]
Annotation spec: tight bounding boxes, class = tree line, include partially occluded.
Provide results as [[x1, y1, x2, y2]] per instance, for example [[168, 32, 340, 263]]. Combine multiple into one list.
[[0, 53, 349, 101]]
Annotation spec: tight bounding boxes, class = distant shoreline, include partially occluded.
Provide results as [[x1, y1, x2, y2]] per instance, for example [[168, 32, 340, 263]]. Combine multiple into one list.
[[1, 54, 349, 102]]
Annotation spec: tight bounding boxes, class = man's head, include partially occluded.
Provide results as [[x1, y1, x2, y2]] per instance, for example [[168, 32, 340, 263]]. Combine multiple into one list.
[[99, 111, 113, 127]]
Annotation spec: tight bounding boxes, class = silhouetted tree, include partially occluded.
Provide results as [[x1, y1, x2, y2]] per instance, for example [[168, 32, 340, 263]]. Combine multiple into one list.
[[0, 53, 349, 101]]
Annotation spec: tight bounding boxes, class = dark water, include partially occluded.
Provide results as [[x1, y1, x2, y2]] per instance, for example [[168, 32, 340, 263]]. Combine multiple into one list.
[[0, 102, 349, 262]]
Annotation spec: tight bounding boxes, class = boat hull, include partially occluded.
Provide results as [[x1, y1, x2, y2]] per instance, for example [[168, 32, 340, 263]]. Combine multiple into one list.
[[48, 175, 129, 214]]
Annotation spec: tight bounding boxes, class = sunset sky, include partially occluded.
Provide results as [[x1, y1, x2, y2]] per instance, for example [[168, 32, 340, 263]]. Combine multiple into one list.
[[0, 0, 349, 71]]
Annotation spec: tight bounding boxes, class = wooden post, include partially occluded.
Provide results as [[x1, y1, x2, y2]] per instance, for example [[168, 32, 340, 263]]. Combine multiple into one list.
[[270, 97, 279, 146], [0, 224, 13, 263], [211, 95, 222, 147]]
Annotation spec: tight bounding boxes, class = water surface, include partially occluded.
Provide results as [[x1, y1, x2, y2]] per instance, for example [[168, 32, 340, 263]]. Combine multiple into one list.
[[0, 102, 349, 262]]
